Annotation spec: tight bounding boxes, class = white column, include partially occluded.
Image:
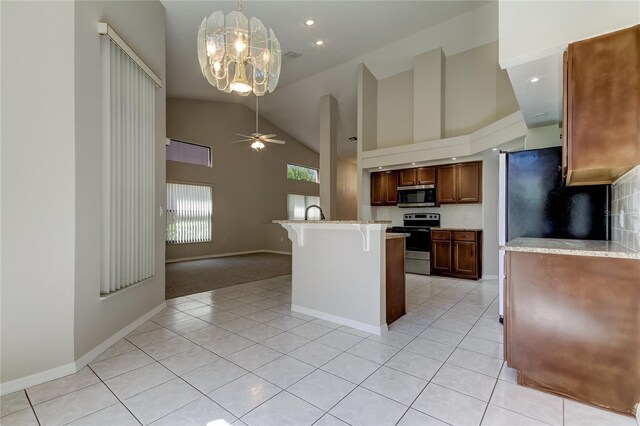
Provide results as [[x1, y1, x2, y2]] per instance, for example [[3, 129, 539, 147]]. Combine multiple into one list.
[[356, 64, 378, 220], [319, 94, 338, 219], [413, 48, 445, 143]]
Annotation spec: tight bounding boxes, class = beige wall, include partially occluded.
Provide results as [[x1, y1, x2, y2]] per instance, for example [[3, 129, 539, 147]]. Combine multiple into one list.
[[525, 124, 561, 149], [369, 41, 519, 150], [166, 98, 320, 260], [1, 0, 77, 383], [377, 70, 414, 148], [445, 41, 518, 137], [73, 0, 166, 361], [1, 0, 167, 386]]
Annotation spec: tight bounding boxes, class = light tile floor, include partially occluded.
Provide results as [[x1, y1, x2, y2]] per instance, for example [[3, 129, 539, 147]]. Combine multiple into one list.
[[1, 274, 636, 426]]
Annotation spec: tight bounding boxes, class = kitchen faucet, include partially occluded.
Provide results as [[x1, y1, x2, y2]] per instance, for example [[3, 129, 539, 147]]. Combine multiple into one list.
[[304, 205, 325, 221]]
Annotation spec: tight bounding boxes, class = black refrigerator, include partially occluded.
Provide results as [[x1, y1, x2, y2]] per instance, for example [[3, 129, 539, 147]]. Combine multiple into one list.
[[505, 147, 609, 241], [497, 146, 610, 318]]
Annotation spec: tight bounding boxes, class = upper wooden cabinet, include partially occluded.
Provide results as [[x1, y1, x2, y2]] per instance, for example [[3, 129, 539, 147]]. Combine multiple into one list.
[[398, 167, 436, 186], [370, 170, 398, 206], [436, 161, 482, 204], [564, 25, 640, 186]]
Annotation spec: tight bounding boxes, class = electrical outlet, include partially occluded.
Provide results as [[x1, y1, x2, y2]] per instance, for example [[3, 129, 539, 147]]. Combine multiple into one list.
[[280, 237, 284, 242]]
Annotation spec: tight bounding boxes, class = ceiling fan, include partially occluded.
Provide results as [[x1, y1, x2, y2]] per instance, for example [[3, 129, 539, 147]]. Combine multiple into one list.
[[230, 97, 286, 150]]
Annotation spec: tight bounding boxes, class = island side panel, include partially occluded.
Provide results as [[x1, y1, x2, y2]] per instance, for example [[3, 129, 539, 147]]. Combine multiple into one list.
[[289, 226, 387, 334], [505, 251, 640, 415], [386, 237, 406, 324]]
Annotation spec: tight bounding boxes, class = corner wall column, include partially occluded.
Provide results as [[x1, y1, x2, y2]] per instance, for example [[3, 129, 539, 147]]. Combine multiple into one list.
[[413, 48, 445, 143], [319, 94, 338, 219]]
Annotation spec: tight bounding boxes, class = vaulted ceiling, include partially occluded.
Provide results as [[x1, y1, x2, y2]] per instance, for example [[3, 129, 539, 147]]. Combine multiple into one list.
[[163, 1, 493, 160]]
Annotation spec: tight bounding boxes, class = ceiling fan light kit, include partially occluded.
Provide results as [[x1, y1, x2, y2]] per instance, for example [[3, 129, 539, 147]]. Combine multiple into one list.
[[230, 97, 287, 151], [197, 0, 281, 96]]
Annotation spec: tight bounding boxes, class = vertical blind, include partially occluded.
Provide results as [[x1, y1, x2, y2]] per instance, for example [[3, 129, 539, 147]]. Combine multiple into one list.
[[101, 36, 156, 295], [166, 183, 213, 244], [287, 194, 320, 220]]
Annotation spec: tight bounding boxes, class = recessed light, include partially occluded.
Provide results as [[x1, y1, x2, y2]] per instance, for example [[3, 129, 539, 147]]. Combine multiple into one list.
[[527, 76, 541, 84], [411, 162, 416, 165], [534, 112, 548, 117], [378, 166, 382, 169], [305, 19, 315, 26], [492, 148, 498, 151], [315, 40, 324, 46], [452, 157, 457, 160]]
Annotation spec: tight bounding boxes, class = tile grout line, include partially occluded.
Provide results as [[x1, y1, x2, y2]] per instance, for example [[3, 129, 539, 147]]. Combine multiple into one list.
[[22, 389, 42, 426], [306, 278, 491, 425], [393, 279, 502, 424], [83, 365, 142, 426]]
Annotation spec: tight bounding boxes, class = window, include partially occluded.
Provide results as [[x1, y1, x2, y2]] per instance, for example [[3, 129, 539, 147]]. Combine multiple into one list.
[[287, 164, 319, 183], [288, 194, 320, 220], [166, 183, 213, 244], [167, 139, 211, 167]]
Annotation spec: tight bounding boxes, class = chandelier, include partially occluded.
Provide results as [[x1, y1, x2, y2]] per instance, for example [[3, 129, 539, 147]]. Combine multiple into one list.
[[197, 0, 281, 96]]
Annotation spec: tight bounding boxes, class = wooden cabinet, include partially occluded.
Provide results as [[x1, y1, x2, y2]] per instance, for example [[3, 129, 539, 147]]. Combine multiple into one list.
[[431, 230, 482, 280], [436, 161, 482, 204], [370, 170, 398, 206], [563, 25, 640, 186], [398, 167, 435, 186], [386, 237, 406, 325], [504, 251, 640, 415], [436, 165, 456, 203], [431, 239, 452, 274]]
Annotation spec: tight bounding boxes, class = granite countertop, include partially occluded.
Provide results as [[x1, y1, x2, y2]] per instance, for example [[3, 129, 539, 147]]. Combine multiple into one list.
[[501, 237, 640, 259], [432, 227, 483, 232], [272, 220, 392, 225], [386, 233, 410, 240]]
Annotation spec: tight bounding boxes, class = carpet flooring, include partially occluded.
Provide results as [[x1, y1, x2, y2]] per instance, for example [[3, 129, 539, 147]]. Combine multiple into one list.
[[165, 252, 292, 299]]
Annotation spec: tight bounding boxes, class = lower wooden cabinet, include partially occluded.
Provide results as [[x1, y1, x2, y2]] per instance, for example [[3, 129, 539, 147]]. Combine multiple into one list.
[[431, 230, 482, 280], [431, 239, 452, 274], [504, 251, 640, 415], [386, 237, 406, 324]]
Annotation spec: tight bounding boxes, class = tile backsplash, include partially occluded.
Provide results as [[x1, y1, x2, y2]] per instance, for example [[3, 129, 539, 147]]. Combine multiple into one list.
[[611, 166, 640, 252], [372, 204, 483, 228]]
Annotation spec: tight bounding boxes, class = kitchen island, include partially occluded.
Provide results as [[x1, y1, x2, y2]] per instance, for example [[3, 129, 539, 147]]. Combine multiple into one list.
[[502, 237, 640, 415], [274, 220, 405, 335]]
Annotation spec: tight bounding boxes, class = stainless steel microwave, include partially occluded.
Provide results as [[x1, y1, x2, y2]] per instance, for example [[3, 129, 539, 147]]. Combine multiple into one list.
[[397, 184, 436, 207]]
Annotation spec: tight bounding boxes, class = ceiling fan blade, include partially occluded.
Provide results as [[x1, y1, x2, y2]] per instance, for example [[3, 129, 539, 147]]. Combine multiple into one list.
[[236, 133, 254, 139], [265, 139, 286, 144], [229, 139, 252, 144], [259, 134, 277, 140]]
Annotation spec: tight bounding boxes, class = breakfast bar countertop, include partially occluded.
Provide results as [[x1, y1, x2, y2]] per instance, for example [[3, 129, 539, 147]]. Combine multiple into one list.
[[501, 237, 640, 259], [386, 233, 410, 240]]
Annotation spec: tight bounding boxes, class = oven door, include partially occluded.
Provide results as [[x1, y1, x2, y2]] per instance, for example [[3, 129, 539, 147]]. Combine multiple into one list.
[[393, 227, 431, 252], [397, 185, 436, 207]]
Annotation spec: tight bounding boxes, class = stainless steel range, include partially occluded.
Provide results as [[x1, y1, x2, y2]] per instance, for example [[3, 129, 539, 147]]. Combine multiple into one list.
[[391, 213, 440, 275]]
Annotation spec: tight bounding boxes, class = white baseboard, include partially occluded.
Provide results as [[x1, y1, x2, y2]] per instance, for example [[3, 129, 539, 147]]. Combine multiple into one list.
[[291, 304, 388, 336], [0, 301, 166, 397], [0, 361, 77, 397], [74, 301, 167, 370], [166, 249, 291, 264]]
